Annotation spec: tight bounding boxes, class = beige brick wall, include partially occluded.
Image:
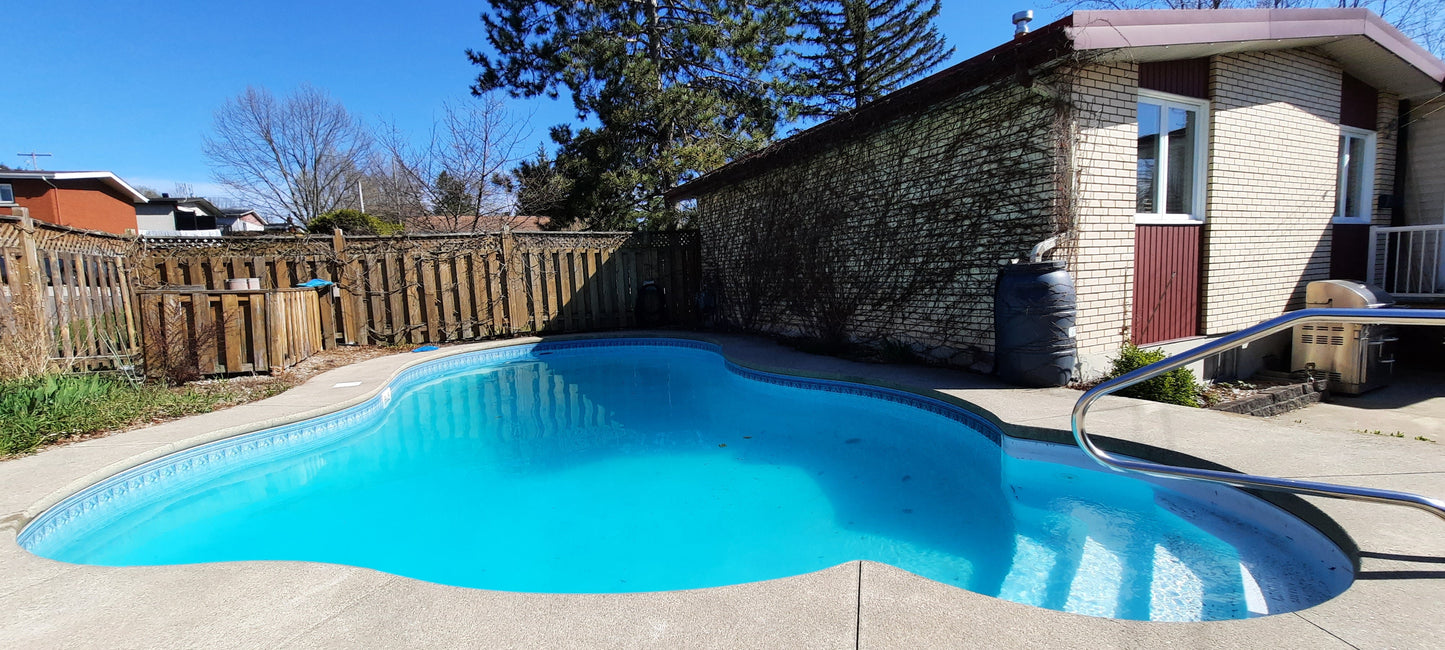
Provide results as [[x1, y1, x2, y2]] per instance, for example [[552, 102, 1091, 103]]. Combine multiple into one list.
[[1373, 89, 1399, 228], [1068, 49, 1398, 372], [1200, 49, 1343, 333], [693, 47, 1401, 378], [1067, 61, 1138, 357], [1404, 95, 1445, 225]]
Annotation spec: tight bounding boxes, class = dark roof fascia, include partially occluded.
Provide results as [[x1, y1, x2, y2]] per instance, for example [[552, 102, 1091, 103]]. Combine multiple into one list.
[[665, 16, 1076, 202]]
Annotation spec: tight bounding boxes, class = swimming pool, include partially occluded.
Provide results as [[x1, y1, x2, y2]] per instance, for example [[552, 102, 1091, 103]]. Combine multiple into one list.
[[19, 338, 1352, 622]]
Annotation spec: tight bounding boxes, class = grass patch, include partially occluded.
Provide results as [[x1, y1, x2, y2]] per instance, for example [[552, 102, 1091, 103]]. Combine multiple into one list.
[[0, 374, 294, 457]]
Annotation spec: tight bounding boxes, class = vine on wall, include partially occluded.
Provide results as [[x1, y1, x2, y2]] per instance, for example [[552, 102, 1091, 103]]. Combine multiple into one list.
[[698, 61, 1083, 366]]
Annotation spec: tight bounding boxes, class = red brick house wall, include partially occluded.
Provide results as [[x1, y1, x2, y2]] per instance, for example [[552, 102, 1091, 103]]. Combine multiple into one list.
[[9, 178, 139, 235]]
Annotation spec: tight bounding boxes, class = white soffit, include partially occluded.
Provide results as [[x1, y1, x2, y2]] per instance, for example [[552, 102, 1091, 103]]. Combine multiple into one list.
[[1068, 9, 1445, 101]]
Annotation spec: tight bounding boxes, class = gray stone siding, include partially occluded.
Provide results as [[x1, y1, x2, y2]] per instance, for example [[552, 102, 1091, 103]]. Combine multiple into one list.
[[695, 72, 1073, 368]]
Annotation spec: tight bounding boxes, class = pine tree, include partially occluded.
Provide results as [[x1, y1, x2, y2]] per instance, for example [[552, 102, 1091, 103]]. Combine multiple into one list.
[[468, 1, 794, 229], [789, 0, 953, 118], [433, 171, 472, 218]]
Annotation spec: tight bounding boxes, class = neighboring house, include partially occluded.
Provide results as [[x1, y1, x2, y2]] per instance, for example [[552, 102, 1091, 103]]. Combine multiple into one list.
[[0, 170, 146, 234], [668, 8, 1445, 378], [136, 196, 265, 237], [220, 207, 267, 232]]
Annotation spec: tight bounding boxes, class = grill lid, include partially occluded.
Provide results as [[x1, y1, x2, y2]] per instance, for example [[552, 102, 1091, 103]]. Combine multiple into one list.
[[1305, 280, 1395, 309]]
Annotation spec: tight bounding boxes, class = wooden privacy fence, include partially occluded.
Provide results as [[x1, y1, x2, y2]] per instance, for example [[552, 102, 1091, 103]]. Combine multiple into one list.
[[0, 215, 138, 371], [134, 230, 702, 351], [0, 215, 701, 377], [136, 288, 323, 377]]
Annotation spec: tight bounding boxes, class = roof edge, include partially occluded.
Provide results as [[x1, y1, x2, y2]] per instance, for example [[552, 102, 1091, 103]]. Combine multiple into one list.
[[668, 9, 1445, 203], [0, 170, 150, 203], [667, 15, 1075, 202], [1069, 8, 1445, 85]]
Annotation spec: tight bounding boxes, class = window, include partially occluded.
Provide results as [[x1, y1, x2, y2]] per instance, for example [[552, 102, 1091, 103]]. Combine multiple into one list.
[[0, 183, 13, 204], [1335, 127, 1375, 223], [1136, 91, 1208, 222]]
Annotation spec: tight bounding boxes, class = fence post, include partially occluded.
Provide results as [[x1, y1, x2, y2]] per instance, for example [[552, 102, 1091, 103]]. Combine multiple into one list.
[[332, 228, 359, 345], [13, 216, 53, 356], [114, 255, 140, 358], [500, 228, 526, 333]]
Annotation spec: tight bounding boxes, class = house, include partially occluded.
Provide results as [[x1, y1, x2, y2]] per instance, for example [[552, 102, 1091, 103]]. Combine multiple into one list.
[[667, 8, 1445, 379], [0, 170, 146, 234], [220, 207, 267, 233], [136, 196, 265, 237]]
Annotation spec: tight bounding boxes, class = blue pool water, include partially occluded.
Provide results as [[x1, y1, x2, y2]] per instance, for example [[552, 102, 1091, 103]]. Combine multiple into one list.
[[19, 339, 1352, 621]]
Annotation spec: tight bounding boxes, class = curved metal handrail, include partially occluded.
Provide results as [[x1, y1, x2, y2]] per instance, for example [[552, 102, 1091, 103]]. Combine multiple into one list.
[[1072, 307, 1445, 522]]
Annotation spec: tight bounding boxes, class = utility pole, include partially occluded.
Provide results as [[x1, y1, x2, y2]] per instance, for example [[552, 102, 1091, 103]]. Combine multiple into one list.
[[16, 152, 52, 170], [357, 179, 366, 213]]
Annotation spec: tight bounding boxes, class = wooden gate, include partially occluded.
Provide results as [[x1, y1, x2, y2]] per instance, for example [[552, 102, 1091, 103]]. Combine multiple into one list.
[[0, 215, 138, 371]]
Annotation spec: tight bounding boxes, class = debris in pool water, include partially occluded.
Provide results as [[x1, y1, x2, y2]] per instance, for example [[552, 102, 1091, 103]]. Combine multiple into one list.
[[845, 438, 861, 444], [743, 436, 752, 439], [901, 475, 911, 482], [902, 509, 913, 514], [718, 443, 727, 448]]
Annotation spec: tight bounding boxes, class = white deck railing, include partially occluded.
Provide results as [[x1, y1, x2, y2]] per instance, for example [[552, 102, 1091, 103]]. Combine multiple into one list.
[[1367, 224, 1445, 299]]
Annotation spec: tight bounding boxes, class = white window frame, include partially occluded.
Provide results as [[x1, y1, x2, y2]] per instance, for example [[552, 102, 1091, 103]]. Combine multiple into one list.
[[0, 183, 13, 204], [1334, 126, 1376, 224], [1135, 90, 1210, 225]]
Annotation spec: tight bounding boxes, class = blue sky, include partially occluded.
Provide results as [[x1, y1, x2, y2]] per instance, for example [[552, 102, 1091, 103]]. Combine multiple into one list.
[[2, 1, 1056, 199]]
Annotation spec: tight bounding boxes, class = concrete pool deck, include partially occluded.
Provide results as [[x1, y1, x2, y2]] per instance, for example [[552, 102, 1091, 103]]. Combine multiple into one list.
[[1, 332, 1441, 649]]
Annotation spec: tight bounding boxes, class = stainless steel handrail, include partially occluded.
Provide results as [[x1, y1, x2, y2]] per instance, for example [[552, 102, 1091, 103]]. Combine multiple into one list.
[[1072, 307, 1445, 522]]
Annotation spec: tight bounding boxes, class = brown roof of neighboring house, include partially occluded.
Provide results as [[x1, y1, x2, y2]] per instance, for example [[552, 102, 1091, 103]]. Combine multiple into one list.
[[667, 8, 1445, 202], [407, 214, 553, 233]]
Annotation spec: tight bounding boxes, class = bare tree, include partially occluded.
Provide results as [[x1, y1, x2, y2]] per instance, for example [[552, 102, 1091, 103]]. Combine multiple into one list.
[[373, 94, 532, 232], [204, 84, 372, 228], [360, 130, 429, 223]]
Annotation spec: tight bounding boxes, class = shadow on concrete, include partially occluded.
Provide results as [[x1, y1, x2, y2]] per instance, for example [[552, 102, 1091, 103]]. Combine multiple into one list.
[[1323, 367, 1445, 411], [1354, 550, 1445, 580]]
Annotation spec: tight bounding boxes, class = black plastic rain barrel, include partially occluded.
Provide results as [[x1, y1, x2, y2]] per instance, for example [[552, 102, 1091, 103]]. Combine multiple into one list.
[[994, 261, 1076, 387], [636, 281, 667, 326]]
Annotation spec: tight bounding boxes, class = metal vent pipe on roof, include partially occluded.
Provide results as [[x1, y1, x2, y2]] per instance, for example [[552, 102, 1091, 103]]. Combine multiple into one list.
[[1013, 10, 1033, 36]]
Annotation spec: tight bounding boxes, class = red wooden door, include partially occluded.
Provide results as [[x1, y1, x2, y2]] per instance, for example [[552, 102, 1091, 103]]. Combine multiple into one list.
[[1132, 224, 1200, 345], [1329, 223, 1371, 281]]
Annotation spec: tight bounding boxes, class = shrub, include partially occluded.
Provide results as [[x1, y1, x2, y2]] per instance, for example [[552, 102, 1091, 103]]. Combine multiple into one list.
[[1107, 343, 1200, 407], [879, 338, 919, 364], [308, 209, 403, 236]]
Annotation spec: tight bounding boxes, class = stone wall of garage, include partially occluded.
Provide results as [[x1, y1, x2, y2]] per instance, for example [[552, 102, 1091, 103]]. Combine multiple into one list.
[[692, 69, 1075, 370]]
